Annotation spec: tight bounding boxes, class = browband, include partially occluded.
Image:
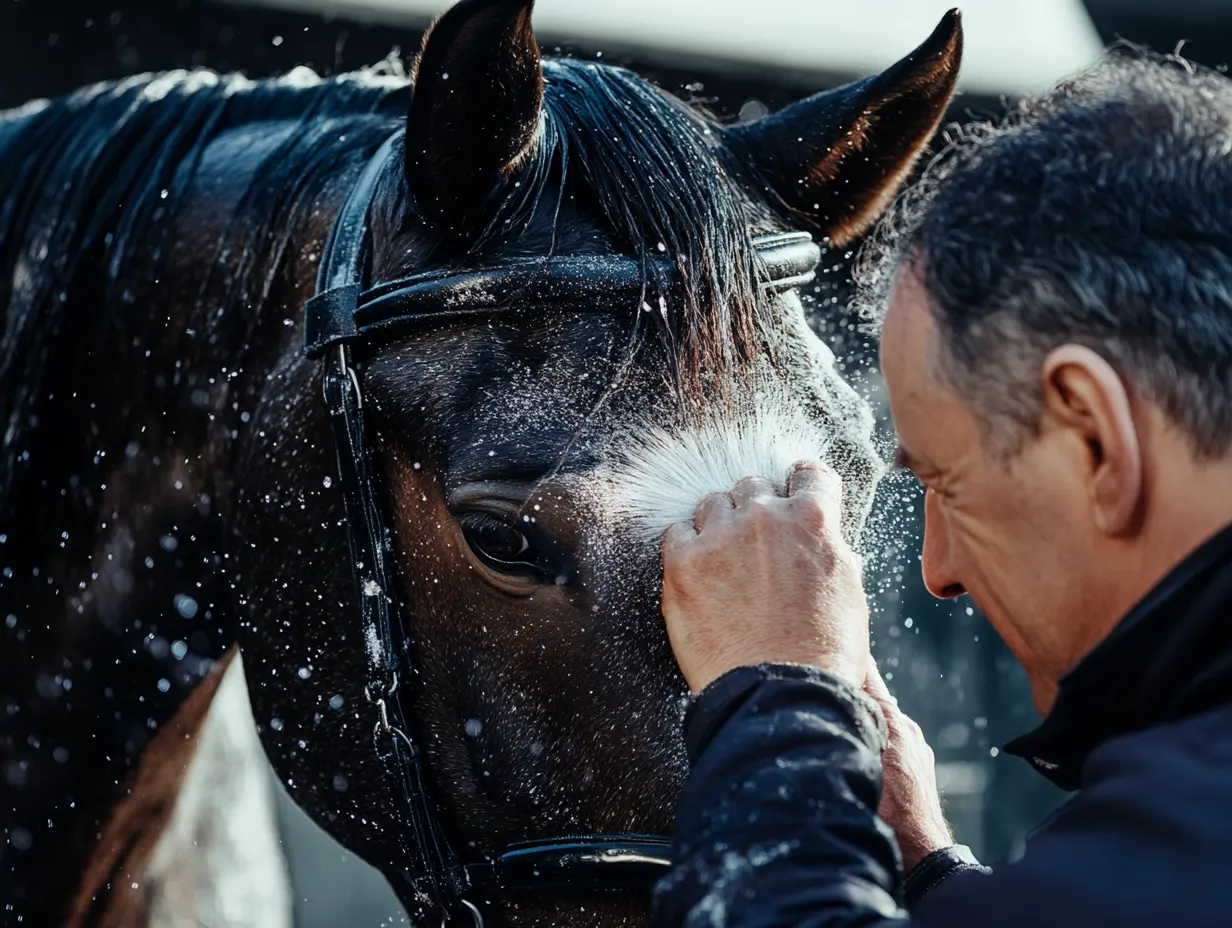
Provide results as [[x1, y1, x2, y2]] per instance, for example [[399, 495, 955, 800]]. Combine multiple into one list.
[[305, 129, 821, 925], [304, 135, 821, 359]]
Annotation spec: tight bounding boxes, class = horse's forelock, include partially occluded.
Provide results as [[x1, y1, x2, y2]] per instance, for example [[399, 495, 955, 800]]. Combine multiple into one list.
[[438, 58, 779, 399]]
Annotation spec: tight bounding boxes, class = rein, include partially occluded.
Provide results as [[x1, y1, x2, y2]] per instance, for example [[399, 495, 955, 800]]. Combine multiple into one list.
[[302, 131, 821, 925]]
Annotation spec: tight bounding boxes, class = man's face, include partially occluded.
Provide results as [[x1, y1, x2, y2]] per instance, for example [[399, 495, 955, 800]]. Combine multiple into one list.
[[879, 266, 1108, 715]]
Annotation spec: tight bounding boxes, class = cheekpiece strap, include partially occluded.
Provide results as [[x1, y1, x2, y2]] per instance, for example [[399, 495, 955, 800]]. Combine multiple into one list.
[[312, 132, 471, 921]]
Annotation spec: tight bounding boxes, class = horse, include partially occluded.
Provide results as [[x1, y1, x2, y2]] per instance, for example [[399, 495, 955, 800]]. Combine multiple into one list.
[[0, 0, 961, 924]]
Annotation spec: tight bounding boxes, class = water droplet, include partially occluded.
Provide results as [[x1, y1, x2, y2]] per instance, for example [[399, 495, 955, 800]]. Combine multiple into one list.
[[329, 694, 345, 710], [464, 718, 483, 737], [270, 718, 284, 732]]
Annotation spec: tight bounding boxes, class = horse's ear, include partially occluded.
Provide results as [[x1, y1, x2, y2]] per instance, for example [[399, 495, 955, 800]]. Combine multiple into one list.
[[405, 0, 544, 225], [726, 10, 962, 245]]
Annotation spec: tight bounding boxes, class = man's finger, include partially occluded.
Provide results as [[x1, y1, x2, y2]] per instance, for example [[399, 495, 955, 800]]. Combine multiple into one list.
[[693, 490, 734, 531], [662, 520, 697, 555], [729, 475, 778, 508], [786, 461, 843, 523]]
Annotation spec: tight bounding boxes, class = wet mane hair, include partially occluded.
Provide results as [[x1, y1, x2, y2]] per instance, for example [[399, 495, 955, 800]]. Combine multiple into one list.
[[0, 66, 406, 503], [0, 57, 774, 506], [488, 60, 774, 383]]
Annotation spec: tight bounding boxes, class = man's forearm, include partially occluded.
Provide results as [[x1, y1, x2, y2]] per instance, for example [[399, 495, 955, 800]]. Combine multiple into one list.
[[653, 664, 909, 928]]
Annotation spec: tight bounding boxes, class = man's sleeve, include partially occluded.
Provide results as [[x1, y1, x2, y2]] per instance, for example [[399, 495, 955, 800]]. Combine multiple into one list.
[[651, 664, 987, 928]]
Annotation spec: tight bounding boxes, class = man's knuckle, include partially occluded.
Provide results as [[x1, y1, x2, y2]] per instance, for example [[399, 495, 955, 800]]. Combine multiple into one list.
[[786, 494, 828, 527], [741, 496, 775, 522], [678, 541, 706, 565]]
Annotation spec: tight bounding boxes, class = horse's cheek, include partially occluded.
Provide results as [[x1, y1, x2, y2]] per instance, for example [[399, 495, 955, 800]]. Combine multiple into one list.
[[227, 358, 402, 870]]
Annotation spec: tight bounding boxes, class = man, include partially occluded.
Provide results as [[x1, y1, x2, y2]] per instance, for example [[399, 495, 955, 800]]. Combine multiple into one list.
[[652, 50, 1232, 927]]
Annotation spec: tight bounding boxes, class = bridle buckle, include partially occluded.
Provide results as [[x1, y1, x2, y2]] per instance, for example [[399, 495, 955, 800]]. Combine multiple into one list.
[[365, 673, 399, 734]]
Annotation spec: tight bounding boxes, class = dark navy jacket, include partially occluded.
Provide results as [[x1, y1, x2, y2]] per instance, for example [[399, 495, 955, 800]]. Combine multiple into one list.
[[652, 523, 1232, 927]]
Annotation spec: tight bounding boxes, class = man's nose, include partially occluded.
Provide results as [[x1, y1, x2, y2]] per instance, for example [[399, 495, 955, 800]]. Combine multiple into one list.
[[921, 489, 966, 599]]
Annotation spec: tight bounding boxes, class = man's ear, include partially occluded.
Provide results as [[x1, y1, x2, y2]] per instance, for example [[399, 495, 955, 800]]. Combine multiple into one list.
[[1041, 345, 1144, 536], [723, 10, 962, 245]]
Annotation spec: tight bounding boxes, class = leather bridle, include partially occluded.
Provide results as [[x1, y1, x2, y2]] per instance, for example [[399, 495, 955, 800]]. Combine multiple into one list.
[[302, 131, 821, 925]]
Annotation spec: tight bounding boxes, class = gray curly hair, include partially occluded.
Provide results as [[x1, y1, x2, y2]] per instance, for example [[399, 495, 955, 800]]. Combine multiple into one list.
[[856, 46, 1232, 458]]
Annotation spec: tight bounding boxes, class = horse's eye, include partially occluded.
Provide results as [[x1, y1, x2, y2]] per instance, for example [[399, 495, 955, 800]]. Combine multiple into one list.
[[460, 513, 533, 566]]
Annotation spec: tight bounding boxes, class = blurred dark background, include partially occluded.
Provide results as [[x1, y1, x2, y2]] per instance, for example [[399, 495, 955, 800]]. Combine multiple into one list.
[[4, 0, 1231, 923]]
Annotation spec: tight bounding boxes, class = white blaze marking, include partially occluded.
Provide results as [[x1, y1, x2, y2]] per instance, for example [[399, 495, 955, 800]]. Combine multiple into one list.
[[602, 398, 830, 542]]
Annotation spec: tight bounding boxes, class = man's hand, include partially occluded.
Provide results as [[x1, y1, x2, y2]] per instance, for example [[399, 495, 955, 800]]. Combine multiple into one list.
[[864, 656, 954, 871], [660, 462, 869, 693]]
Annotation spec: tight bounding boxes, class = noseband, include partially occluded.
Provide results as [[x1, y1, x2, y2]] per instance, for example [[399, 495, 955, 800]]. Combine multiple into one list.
[[302, 131, 821, 925]]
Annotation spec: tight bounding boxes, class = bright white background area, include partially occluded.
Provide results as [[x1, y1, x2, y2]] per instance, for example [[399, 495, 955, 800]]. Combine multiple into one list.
[[228, 0, 1104, 96]]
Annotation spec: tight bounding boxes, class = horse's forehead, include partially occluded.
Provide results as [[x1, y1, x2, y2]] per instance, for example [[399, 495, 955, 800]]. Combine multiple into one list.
[[381, 303, 875, 508]]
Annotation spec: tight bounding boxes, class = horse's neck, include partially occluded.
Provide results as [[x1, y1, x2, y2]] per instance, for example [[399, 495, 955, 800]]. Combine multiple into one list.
[[0, 118, 336, 927], [59, 125, 342, 928]]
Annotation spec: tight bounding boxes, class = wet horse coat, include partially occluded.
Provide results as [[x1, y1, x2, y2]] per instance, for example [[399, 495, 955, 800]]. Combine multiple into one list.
[[0, 1, 961, 923]]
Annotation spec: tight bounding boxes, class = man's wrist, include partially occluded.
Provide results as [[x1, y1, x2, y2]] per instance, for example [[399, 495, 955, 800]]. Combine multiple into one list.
[[686, 654, 866, 696], [902, 844, 990, 909], [898, 825, 955, 872]]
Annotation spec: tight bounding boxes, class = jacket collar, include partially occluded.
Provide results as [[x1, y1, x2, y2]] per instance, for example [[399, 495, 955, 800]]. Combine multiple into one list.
[[1005, 521, 1232, 790]]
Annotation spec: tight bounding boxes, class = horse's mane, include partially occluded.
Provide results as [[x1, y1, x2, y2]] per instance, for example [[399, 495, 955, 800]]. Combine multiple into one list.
[[0, 65, 408, 503], [0, 57, 770, 505]]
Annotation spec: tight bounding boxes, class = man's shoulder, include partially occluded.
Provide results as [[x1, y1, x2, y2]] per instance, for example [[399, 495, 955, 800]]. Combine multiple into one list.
[[916, 703, 1232, 927], [1039, 701, 1232, 874], [1081, 699, 1232, 810]]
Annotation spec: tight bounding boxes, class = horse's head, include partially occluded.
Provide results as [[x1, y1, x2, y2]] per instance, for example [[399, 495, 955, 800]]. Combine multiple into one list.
[[238, 1, 959, 922]]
